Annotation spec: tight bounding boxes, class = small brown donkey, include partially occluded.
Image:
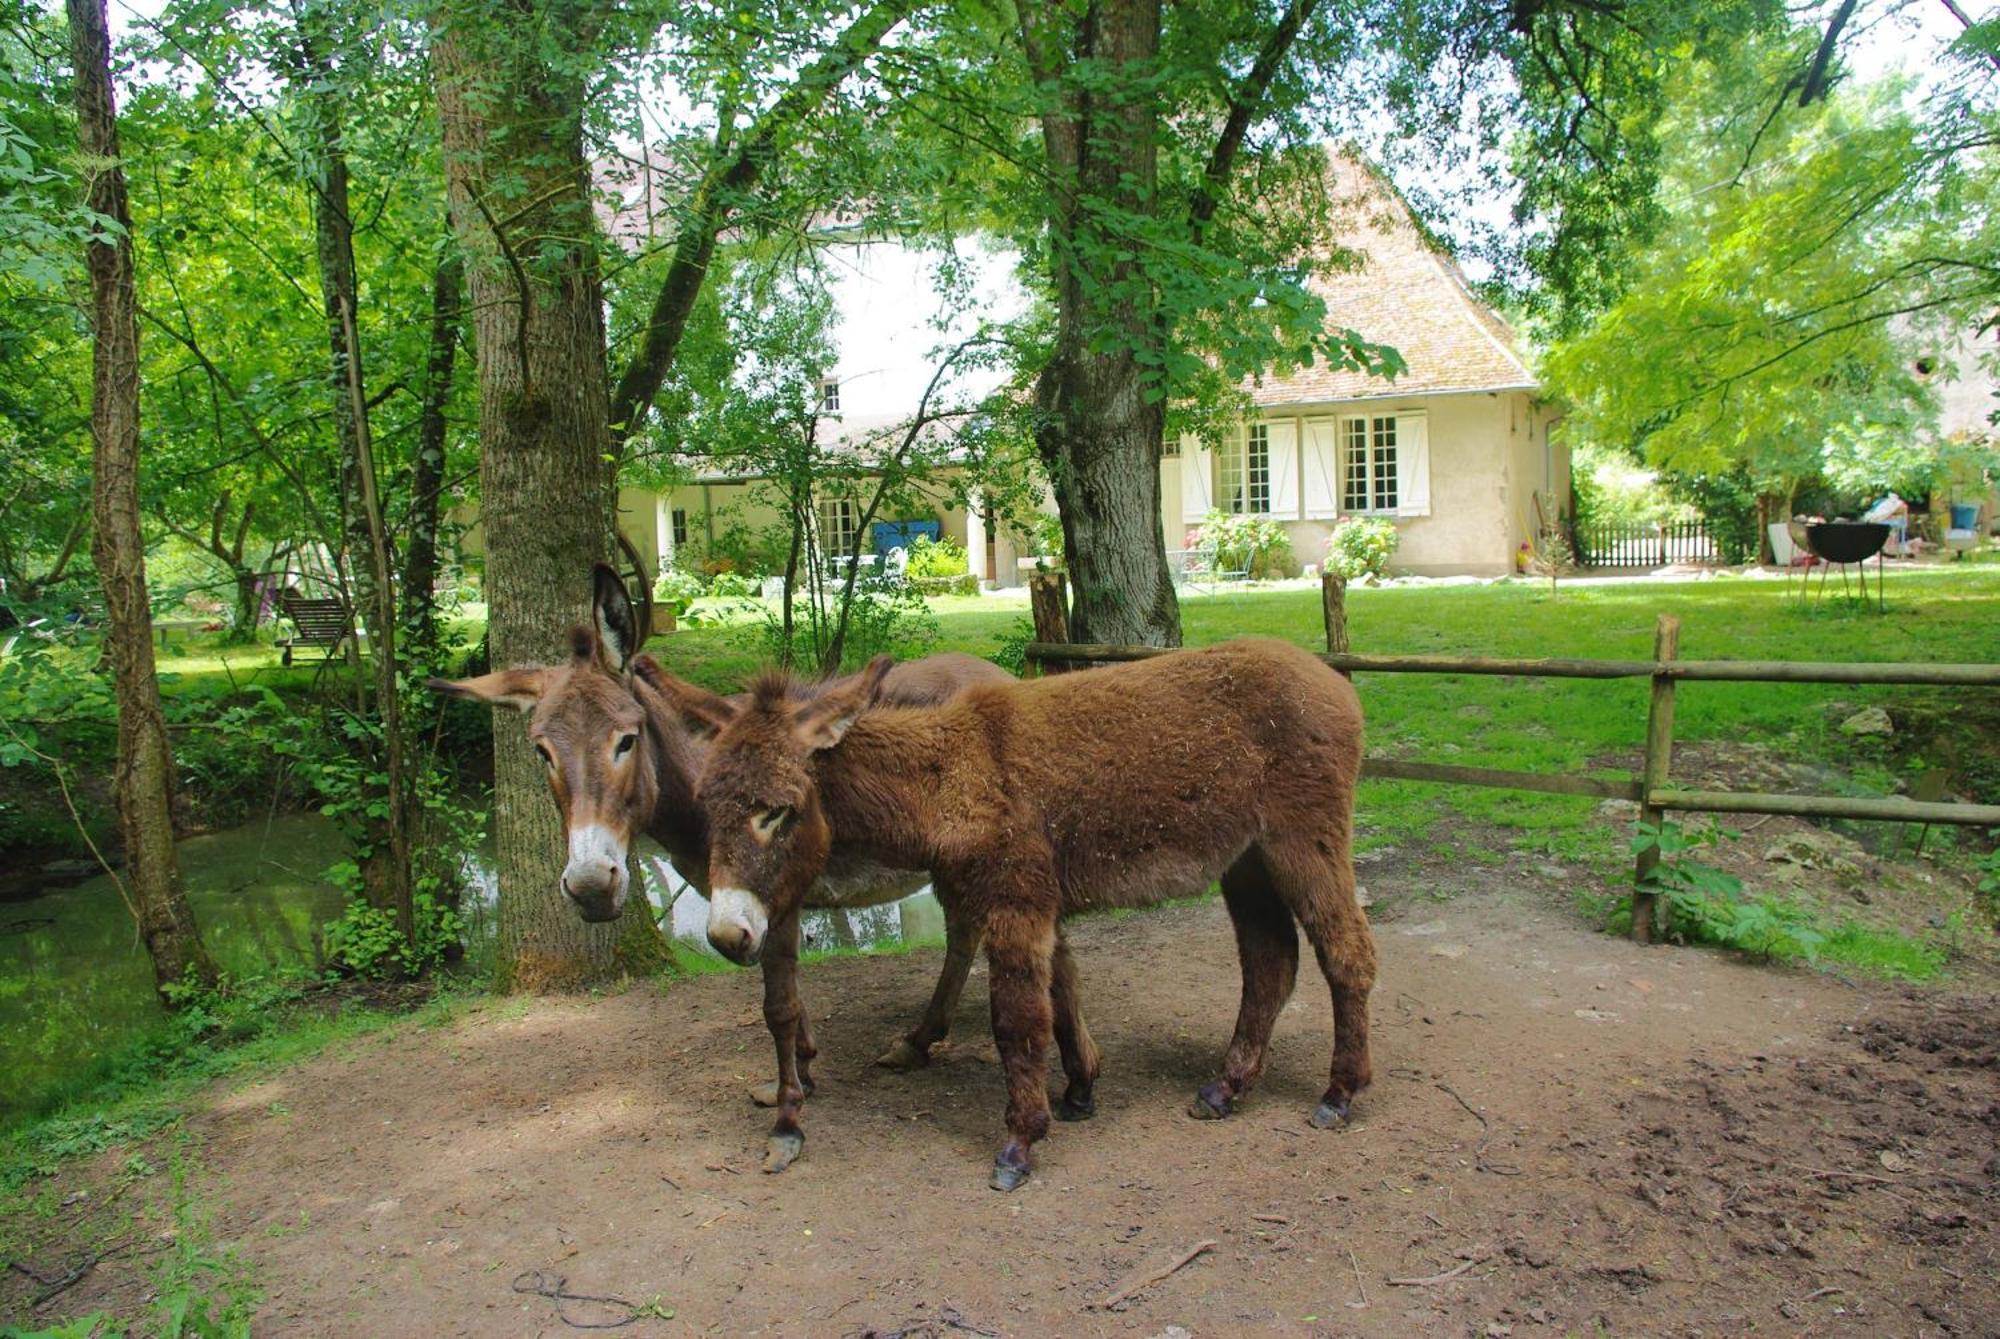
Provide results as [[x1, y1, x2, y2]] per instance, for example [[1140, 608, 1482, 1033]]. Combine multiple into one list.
[[430, 566, 1012, 1122], [651, 637, 1375, 1191]]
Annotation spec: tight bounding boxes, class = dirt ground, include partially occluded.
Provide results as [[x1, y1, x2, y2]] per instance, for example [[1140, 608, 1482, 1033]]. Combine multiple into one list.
[[9, 848, 1999, 1338]]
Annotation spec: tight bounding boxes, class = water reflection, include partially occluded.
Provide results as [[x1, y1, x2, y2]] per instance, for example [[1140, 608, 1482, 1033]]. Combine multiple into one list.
[[0, 814, 348, 1120], [1, 817, 942, 1119]]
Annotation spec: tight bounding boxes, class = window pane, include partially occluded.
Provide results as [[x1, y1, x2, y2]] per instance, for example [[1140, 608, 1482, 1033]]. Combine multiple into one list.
[[1218, 429, 1246, 514], [671, 508, 688, 547], [1372, 417, 1398, 512], [1247, 424, 1270, 515], [1342, 419, 1369, 511]]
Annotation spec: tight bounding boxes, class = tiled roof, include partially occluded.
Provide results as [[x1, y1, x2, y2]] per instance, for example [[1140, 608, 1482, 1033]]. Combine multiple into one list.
[[1247, 157, 1538, 407]]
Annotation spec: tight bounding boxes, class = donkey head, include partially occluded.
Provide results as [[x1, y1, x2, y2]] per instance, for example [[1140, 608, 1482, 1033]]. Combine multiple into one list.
[[638, 655, 893, 965], [428, 565, 657, 925]]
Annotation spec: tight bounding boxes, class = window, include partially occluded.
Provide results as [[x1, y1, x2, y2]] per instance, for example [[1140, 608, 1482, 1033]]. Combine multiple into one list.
[[818, 377, 841, 413], [817, 497, 860, 556], [1218, 423, 1272, 515], [1341, 415, 1398, 513], [670, 508, 688, 548], [1160, 436, 1181, 458]]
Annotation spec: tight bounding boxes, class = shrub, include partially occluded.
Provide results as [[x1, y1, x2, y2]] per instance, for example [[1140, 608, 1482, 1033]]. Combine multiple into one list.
[[1326, 517, 1399, 580], [652, 566, 706, 615], [706, 571, 760, 598], [1192, 510, 1294, 579], [906, 535, 969, 579]]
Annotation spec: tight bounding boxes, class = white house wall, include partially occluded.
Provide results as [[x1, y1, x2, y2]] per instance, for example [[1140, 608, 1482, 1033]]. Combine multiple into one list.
[[1175, 391, 1537, 575]]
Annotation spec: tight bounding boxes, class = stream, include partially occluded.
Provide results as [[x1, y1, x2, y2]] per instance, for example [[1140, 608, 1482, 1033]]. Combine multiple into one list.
[[0, 814, 940, 1121]]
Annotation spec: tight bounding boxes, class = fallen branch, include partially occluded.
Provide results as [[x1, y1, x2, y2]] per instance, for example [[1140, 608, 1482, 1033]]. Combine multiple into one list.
[[1347, 1245, 1370, 1307], [1387, 1253, 1493, 1288], [1093, 1239, 1217, 1310]]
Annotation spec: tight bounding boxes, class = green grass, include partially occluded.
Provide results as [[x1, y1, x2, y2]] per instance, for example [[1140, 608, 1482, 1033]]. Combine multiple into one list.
[[1819, 923, 1946, 981]]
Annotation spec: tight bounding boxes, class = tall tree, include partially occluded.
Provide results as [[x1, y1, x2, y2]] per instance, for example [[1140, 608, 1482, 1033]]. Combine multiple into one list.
[[67, 0, 215, 1001], [1015, 0, 1356, 646], [293, 1, 415, 942], [433, 0, 918, 988], [431, 0, 670, 989]]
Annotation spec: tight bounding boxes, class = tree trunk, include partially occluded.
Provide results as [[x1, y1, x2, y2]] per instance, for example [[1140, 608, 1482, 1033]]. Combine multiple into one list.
[[68, 0, 215, 1002], [1023, 0, 1182, 648], [297, 20, 415, 946], [433, 4, 668, 989], [402, 236, 462, 668]]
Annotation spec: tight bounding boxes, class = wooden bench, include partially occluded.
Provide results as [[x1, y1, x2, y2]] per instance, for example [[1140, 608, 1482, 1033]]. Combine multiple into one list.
[[277, 594, 354, 666]]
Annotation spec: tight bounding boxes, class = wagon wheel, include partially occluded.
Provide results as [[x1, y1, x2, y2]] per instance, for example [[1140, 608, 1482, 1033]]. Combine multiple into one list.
[[614, 530, 657, 646]]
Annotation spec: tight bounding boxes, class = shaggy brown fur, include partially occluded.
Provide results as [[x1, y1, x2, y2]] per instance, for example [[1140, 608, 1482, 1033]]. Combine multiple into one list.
[[654, 638, 1375, 1191], [429, 567, 1012, 1124]]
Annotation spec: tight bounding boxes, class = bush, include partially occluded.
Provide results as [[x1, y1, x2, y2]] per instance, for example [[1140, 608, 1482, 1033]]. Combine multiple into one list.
[[1191, 510, 1294, 579], [911, 573, 980, 597], [906, 535, 969, 579], [652, 566, 706, 615], [1326, 517, 1399, 580], [706, 571, 760, 598]]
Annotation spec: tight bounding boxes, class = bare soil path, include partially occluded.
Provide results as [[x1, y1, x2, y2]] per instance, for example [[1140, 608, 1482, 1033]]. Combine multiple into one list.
[[13, 867, 1998, 1338]]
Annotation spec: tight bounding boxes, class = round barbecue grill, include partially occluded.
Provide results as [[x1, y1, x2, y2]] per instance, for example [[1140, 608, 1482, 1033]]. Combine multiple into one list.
[[1801, 521, 1890, 608], [1805, 522, 1890, 565]]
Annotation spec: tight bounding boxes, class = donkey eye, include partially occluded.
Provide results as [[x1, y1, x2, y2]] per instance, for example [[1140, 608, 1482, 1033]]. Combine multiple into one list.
[[751, 806, 795, 840], [614, 733, 638, 758], [533, 743, 555, 769]]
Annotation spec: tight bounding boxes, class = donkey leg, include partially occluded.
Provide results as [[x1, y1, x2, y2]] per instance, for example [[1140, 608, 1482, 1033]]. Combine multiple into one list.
[[1050, 928, 1101, 1121], [985, 905, 1057, 1192], [1193, 854, 1300, 1120], [759, 915, 813, 1172], [1265, 833, 1376, 1130], [877, 898, 982, 1071]]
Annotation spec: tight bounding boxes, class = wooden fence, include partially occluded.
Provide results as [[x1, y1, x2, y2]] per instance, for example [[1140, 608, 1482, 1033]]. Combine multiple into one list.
[[1578, 518, 1717, 569], [1022, 572, 2000, 943]]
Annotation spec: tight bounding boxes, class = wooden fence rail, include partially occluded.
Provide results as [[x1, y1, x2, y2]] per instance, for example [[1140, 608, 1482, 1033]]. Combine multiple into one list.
[[1022, 570, 2000, 943]]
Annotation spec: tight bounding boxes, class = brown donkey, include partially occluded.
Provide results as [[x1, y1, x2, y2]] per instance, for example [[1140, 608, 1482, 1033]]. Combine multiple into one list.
[[429, 566, 1012, 1117], [651, 638, 1375, 1191]]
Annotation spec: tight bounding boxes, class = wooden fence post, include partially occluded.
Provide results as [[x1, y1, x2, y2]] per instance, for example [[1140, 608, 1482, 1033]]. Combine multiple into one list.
[[1632, 613, 1681, 943], [1321, 570, 1349, 666], [1028, 570, 1070, 675]]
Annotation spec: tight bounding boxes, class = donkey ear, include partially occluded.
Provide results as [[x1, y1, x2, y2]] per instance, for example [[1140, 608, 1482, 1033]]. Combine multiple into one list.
[[794, 655, 893, 751], [632, 654, 738, 735], [427, 667, 549, 713], [592, 563, 637, 674]]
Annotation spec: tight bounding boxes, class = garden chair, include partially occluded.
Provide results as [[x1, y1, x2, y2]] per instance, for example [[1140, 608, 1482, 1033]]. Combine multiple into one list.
[[277, 591, 355, 666]]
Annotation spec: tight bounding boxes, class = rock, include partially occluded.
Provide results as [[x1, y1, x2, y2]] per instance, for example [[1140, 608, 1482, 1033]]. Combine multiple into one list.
[[1596, 798, 1639, 821], [1838, 706, 1894, 736], [1146, 1328, 1192, 1339], [1762, 830, 1863, 879], [1534, 863, 1566, 880], [1355, 884, 1374, 907], [1429, 944, 1469, 960], [1573, 1007, 1621, 1023]]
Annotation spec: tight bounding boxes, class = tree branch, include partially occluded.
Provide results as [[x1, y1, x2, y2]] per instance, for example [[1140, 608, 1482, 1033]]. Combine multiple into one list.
[[606, 0, 919, 455]]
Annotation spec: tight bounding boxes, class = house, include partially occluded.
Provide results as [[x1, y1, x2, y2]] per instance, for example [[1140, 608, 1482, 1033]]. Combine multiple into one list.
[[613, 235, 1035, 585], [600, 156, 1567, 585], [1167, 158, 1563, 576]]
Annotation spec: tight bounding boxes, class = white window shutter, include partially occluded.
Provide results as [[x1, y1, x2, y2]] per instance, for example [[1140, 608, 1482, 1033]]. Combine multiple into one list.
[[1302, 418, 1338, 519], [1181, 435, 1213, 525], [1266, 419, 1299, 518], [1396, 414, 1431, 517]]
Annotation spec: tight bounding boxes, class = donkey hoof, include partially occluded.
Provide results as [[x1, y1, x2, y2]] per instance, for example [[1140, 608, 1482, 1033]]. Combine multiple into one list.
[[1189, 1082, 1233, 1121], [988, 1151, 1032, 1193], [875, 1038, 931, 1071], [1056, 1092, 1096, 1123], [748, 1080, 781, 1108], [1308, 1099, 1352, 1130], [762, 1131, 805, 1174]]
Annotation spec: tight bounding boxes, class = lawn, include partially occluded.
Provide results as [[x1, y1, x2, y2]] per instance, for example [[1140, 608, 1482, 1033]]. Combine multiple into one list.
[[127, 564, 2000, 860]]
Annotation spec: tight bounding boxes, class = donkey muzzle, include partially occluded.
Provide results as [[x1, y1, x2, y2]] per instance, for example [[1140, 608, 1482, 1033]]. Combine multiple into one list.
[[707, 886, 769, 965], [562, 823, 629, 923]]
